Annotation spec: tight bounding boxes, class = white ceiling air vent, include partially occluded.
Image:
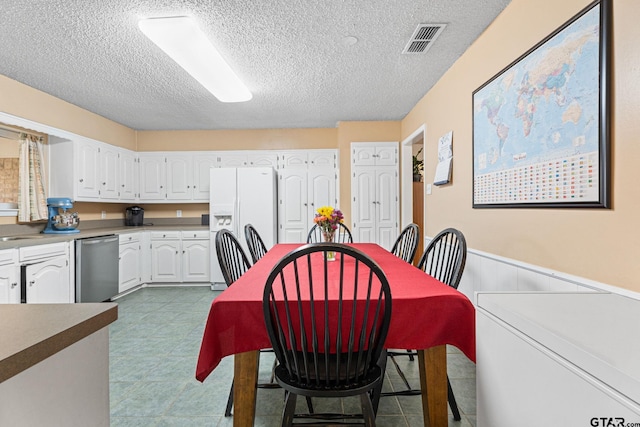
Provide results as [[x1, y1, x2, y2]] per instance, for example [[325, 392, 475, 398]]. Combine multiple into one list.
[[402, 23, 446, 54]]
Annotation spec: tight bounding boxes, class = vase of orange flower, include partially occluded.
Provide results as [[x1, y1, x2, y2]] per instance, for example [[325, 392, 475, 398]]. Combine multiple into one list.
[[313, 206, 344, 261]]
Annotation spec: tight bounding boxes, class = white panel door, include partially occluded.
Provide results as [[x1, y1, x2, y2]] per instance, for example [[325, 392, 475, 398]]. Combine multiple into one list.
[[119, 149, 138, 201], [0, 263, 19, 304], [308, 168, 336, 213], [279, 170, 308, 243], [182, 240, 210, 282], [375, 146, 397, 166], [100, 144, 119, 200], [193, 155, 218, 201], [218, 152, 248, 167], [308, 150, 336, 168], [150, 241, 181, 282], [76, 140, 100, 198], [375, 168, 398, 250], [352, 146, 376, 166], [25, 256, 71, 303], [247, 152, 278, 168], [351, 168, 376, 243], [139, 153, 166, 200], [280, 152, 308, 169], [119, 241, 140, 292], [166, 154, 192, 200]]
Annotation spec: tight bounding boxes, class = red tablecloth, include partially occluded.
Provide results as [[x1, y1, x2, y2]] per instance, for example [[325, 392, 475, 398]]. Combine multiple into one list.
[[196, 243, 475, 382]]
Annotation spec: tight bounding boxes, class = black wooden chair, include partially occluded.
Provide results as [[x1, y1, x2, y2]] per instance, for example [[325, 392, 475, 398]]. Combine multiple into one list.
[[244, 223, 268, 263], [216, 229, 313, 417], [306, 222, 353, 243], [390, 223, 420, 264], [263, 243, 392, 426], [215, 229, 253, 416], [383, 227, 467, 421]]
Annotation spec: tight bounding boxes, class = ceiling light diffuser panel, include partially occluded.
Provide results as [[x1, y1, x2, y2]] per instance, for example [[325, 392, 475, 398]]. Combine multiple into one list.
[[138, 16, 252, 103]]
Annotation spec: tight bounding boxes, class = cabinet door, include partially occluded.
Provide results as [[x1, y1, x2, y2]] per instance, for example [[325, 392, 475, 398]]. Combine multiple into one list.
[[119, 242, 140, 292], [100, 144, 119, 200], [166, 154, 192, 200], [193, 155, 218, 201], [278, 170, 309, 243], [182, 240, 210, 282], [25, 256, 71, 303], [150, 240, 181, 282], [351, 168, 377, 243], [308, 168, 336, 213], [247, 152, 278, 168], [280, 152, 308, 169], [119, 149, 138, 201], [139, 153, 166, 200], [352, 146, 376, 166], [218, 152, 248, 167], [308, 150, 336, 169], [0, 263, 19, 304], [375, 168, 398, 250], [375, 146, 397, 166], [76, 140, 101, 198]]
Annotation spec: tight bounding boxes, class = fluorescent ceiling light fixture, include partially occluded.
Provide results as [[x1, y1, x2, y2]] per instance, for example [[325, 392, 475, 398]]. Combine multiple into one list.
[[138, 16, 252, 103]]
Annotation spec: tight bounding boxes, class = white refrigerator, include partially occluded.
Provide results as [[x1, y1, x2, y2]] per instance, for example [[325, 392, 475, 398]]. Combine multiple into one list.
[[210, 167, 277, 288]]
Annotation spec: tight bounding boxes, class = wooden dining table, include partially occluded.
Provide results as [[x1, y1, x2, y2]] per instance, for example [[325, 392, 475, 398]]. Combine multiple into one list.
[[196, 243, 476, 427]]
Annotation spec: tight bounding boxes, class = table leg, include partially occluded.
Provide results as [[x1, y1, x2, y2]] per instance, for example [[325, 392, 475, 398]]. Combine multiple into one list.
[[417, 345, 448, 427], [233, 350, 259, 427]]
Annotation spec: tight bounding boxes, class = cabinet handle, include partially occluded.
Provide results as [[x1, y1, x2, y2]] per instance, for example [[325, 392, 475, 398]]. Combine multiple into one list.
[[176, 251, 179, 254], [183, 250, 185, 254], [29, 280, 35, 286], [303, 203, 307, 206], [79, 178, 84, 183], [11, 282, 17, 289], [160, 185, 163, 188], [102, 182, 106, 185]]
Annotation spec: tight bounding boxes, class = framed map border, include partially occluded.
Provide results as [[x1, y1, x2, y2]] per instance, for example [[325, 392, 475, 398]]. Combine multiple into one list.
[[472, 0, 611, 209]]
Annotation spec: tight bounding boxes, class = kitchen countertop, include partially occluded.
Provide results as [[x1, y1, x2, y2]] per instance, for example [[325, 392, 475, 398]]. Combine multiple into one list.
[[0, 302, 118, 383], [0, 224, 209, 250]]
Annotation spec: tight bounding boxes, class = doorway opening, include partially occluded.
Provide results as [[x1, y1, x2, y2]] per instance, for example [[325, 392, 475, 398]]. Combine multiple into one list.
[[401, 125, 425, 262]]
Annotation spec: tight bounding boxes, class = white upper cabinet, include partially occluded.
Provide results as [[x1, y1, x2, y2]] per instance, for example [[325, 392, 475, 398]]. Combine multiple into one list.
[[217, 151, 248, 168], [99, 144, 119, 200], [247, 152, 278, 168], [49, 137, 138, 203], [192, 154, 218, 201], [119, 149, 138, 201], [279, 150, 336, 170], [138, 153, 167, 201], [352, 143, 397, 167], [76, 139, 101, 198], [166, 154, 192, 200]]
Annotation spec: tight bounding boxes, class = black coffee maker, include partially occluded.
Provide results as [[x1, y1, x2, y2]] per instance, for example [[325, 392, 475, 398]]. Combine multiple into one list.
[[125, 206, 144, 226]]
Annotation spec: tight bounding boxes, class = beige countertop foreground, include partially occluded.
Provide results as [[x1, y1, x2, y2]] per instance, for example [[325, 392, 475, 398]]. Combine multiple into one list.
[[0, 303, 118, 383]]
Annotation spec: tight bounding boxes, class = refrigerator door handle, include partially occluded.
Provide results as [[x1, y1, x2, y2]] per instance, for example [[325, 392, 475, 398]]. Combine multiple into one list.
[[235, 195, 240, 236]]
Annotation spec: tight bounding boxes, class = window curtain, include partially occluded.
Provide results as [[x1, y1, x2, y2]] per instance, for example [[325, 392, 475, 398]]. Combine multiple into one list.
[[18, 134, 47, 222]]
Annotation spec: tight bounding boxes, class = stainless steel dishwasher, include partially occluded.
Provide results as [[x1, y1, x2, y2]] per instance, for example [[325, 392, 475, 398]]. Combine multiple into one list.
[[75, 235, 119, 302]]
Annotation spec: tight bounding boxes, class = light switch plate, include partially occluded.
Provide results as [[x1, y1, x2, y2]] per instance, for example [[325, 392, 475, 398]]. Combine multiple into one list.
[[176, 210, 182, 217], [101, 211, 106, 219], [426, 184, 432, 195]]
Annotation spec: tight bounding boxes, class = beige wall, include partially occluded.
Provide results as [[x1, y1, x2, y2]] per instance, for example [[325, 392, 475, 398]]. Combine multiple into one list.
[[402, 0, 640, 291], [0, 75, 136, 149]]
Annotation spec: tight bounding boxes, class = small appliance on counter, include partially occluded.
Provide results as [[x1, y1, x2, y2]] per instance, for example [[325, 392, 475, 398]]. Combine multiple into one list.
[[42, 197, 80, 234], [125, 205, 144, 226]]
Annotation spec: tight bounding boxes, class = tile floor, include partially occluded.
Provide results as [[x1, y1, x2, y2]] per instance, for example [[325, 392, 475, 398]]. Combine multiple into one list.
[[109, 286, 476, 426]]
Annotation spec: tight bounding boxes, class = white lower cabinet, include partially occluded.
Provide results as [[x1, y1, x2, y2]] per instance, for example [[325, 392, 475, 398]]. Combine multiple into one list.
[[181, 231, 210, 282], [149, 230, 209, 284], [150, 232, 181, 283], [119, 233, 141, 293], [19, 242, 72, 304], [22, 255, 71, 304], [0, 249, 19, 304]]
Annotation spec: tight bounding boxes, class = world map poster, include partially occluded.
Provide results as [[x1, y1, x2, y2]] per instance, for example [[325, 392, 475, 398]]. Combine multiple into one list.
[[472, 1, 609, 208]]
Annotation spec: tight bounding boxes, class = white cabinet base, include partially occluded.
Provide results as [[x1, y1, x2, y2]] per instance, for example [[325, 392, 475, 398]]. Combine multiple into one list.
[[0, 328, 110, 427]]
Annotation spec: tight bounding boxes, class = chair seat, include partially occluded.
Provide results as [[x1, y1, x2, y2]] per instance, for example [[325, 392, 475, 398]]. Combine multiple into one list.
[[275, 364, 383, 397]]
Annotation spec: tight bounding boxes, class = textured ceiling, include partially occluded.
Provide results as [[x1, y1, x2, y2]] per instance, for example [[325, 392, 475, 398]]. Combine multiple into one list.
[[0, 0, 511, 131]]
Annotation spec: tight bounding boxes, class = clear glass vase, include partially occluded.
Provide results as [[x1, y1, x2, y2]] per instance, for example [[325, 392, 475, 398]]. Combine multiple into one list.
[[322, 231, 336, 261]]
